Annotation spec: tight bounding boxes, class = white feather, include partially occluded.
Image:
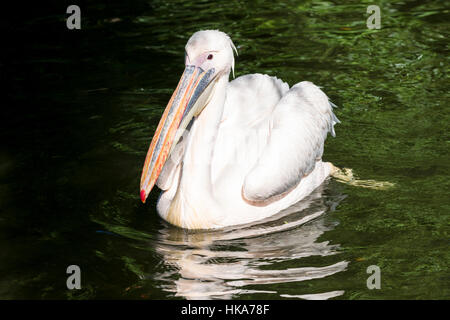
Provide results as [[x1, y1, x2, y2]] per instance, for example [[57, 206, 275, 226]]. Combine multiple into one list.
[[242, 81, 337, 202]]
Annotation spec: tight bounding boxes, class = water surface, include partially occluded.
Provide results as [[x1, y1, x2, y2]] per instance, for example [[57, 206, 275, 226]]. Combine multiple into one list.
[[1, 0, 449, 299]]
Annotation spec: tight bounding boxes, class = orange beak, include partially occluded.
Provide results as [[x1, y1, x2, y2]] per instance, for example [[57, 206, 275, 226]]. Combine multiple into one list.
[[140, 65, 216, 203]]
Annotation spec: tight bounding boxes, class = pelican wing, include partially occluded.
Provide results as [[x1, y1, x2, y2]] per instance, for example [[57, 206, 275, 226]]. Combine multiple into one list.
[[212, 74, 289, 186], [242, 81, 339, 205]]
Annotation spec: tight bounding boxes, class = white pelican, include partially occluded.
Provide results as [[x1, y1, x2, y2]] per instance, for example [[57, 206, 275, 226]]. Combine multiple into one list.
[[140, 30, 340, 229]]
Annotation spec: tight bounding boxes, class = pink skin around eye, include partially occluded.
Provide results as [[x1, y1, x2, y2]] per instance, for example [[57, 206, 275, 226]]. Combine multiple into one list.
[[186, 52, 214, 68]]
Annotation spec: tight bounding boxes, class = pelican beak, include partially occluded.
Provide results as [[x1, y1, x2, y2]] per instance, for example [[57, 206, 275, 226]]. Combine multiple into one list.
[[140, 65, 217, 203]]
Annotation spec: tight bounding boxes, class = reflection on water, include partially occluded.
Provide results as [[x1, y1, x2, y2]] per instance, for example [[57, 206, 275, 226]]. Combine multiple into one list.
[[150, 184, 347, 299]]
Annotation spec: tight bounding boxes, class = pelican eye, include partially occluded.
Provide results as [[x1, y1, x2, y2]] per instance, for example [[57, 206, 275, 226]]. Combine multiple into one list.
[[207, 54, 213, 60]]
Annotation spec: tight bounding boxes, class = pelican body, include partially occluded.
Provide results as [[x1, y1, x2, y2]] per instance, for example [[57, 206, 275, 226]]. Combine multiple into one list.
[[140, 30, 339, 229]]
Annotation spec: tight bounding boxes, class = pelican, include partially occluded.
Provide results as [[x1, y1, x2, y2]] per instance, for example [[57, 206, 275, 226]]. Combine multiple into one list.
[[140, 30, 340, 229]]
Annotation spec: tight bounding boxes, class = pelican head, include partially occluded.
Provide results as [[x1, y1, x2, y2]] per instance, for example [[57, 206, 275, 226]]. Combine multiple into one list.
[[140, 30, 237, 203]]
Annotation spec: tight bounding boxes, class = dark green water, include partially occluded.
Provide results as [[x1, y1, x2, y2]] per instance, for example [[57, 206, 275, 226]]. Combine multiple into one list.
[[1, 0, 449, 299]]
